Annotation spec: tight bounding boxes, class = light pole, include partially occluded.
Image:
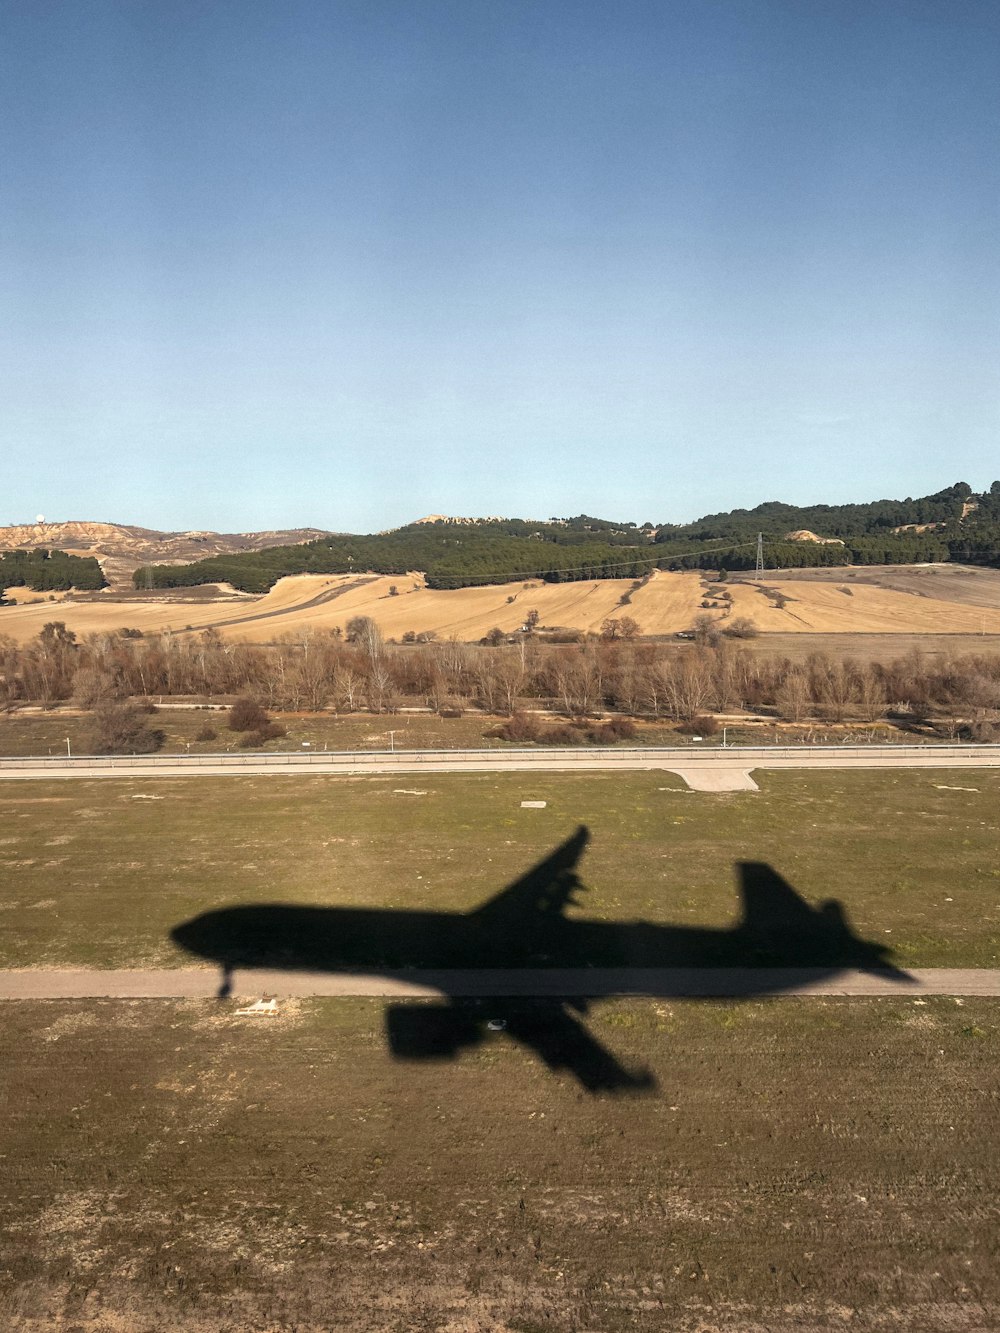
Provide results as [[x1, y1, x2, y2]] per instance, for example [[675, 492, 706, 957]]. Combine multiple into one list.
[[388, 730, 396, 753]]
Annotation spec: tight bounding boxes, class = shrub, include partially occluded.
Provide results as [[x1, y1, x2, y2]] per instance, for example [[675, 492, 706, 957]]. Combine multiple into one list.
[[195, 726, 218, 742], [86, 703, 166, 755], [545, 722, 585, 745], [228, 697, 269, 732], [692, 614, 721, 647], [237, 722, 287, 748], [601, 717, 638, 741], [600, 616, 641, 641], [677, 714, 719, 736], [486, 710, 542, 742], [724, 617, 759, 639]]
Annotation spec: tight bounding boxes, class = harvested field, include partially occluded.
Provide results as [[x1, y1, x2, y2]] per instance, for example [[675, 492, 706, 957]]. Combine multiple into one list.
[[2, 995, 999, 1330], [2, 771, 999, 969], [733, 631, 1000, 664], [4, 564, 1000, 643], [720, 576, 1000, 634], [738, 562, 1000, 610]]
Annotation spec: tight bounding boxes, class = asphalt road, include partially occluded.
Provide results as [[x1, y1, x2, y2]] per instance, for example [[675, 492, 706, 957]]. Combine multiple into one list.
[[2, 966, 1000, 999], [2, 743, 999, 790]]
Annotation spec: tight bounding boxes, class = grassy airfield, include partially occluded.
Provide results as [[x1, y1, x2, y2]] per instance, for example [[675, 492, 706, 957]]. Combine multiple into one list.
[[1, 770, 999, 969], [3, 769, 1000, 1330]]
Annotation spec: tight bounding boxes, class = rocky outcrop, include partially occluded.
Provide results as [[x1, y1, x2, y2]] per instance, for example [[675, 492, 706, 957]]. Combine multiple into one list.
[[0, 521, 330, 588], [785, 529, 846, 545]]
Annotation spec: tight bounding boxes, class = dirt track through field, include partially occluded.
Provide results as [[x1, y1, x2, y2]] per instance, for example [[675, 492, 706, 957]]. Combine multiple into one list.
[[2, 966, 1000, 998], [194, 574, 380, 631]]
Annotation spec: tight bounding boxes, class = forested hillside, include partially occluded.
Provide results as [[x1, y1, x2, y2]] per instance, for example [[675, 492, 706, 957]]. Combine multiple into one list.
[[137, 482, 1000, 593], [0, 549, 106, 595]]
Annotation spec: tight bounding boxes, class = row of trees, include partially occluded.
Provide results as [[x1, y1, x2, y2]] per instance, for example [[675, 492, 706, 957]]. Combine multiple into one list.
[[2, 621, 999, 731]]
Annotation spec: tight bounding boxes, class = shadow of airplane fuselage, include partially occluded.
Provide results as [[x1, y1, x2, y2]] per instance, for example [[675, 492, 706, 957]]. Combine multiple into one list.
[[170, 826, 913, 1093]]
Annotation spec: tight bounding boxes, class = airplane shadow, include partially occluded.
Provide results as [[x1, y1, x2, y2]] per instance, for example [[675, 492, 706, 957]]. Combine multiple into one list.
[[170, 825, 913, 1096]]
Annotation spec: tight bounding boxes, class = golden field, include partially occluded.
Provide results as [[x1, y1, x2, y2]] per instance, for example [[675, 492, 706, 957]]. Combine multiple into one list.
[[3, 564, 1000, 644]]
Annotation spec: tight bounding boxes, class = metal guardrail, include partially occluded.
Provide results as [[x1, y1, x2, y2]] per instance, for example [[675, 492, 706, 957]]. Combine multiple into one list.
[[2, 743, 1000, 770]]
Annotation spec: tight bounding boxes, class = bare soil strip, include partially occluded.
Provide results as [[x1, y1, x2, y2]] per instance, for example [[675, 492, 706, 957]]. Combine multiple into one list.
[[3, 966, 1000, 999]]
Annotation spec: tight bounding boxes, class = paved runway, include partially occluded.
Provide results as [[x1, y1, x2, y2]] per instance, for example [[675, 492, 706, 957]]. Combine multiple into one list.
[[2, 742, 999, 790], [2, 966, 999, 999]]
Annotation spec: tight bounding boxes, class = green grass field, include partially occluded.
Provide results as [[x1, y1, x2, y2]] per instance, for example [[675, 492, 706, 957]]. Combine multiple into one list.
[[2, 769, 999, 968], [0, 706, 513, 757], [2, 996, 998, 1331]]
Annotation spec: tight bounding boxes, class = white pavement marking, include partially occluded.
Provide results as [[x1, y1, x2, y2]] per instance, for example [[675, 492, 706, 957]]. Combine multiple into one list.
[[3, 967, 1000, 999], [673, 769, 759, 791]]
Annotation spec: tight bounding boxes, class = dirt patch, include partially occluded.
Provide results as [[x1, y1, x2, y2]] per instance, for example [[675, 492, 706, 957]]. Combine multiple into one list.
[[40, 1010, 100, 1042]]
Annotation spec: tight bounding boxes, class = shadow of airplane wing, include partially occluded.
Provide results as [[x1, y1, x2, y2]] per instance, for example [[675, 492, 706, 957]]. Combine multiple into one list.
[[502, 999, 657, 1094], [386, 995, 656, 1095], [471, 825, 590, 926]]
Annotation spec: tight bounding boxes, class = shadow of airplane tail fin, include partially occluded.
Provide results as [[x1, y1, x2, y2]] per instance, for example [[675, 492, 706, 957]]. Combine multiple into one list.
[[738, 862, 820, 939], [738, 862, 915, 980]]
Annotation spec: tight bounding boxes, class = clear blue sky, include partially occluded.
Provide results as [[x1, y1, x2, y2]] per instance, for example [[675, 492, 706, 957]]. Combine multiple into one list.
[[2, 0, 998, 532]]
